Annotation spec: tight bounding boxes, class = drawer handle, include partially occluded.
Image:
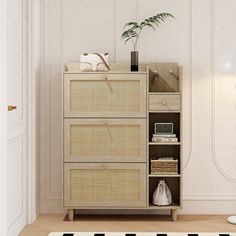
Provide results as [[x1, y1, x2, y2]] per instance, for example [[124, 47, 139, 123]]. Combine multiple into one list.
[[103, 121, 113, 141], [161, 100, 167, 105], [104, 77, 113, 92]]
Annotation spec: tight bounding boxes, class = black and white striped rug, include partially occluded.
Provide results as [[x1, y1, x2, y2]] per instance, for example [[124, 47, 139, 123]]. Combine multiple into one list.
[[48, 233, 236, 236]]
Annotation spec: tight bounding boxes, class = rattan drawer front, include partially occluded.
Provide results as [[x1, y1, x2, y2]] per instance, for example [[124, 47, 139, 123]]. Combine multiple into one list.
[[64, 119, 146, 162], [149, 94, 180, 111], [64, 73, 146, 117], [64, 163, 146, 207]]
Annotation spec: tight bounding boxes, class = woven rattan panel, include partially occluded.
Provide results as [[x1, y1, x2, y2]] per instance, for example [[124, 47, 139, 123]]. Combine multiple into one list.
[[70, 124, 140, 157], [70, 80, 140, 113], [70, 169, 140, 202]]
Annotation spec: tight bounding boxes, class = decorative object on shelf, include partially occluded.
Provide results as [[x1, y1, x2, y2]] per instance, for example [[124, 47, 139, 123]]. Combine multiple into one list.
[[154, 122, 173, 134], [152, 123, 178, 143], [131, 51, 139, 71], [152, 136, 178, 143], [151, 158, 178, 175], [80, 52, 110, 71], [121, 13, 174, 72], [153, 179, 173, 206]]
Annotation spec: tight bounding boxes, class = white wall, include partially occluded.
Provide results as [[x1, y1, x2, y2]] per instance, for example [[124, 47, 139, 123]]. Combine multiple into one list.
[[39, 0, 236, 214]]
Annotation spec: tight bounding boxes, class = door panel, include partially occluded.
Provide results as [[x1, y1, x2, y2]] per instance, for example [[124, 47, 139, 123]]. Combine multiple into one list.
[[64, 119, 146, 162], [64, 163, 146, 207], [64, 73, 147, 117], [7, 135, 25, 230], [7, 0, 27, 235], [7, 0, 24, 123]]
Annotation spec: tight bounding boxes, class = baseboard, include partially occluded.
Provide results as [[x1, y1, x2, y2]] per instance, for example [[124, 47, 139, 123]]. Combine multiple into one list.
[[8, 215, 26, 236], [179, 200, 236, 214], [40, 199, 236, 215]]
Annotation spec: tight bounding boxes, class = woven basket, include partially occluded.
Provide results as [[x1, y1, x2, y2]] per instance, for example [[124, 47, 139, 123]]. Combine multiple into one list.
[[151, 159, 178, 175]]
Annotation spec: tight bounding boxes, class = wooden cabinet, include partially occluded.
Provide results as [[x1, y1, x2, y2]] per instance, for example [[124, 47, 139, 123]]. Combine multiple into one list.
[[147, 63, 182, 222], [63, 64, 148, 221], [64, 163, 146, 207], [63, 63, 182, 221]]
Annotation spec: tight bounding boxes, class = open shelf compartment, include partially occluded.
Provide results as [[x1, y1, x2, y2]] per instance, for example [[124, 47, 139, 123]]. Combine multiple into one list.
[[149, 145, 180, 175], [149, 177, 180, 208], [149, 113, 180, 143]]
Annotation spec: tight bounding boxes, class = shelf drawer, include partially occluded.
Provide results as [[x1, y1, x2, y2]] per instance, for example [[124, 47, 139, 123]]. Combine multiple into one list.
[[64, 73, 146, 117], [64, 163, 147, 207], [64, 119, 146, 162], [149, 94, 180, 111]]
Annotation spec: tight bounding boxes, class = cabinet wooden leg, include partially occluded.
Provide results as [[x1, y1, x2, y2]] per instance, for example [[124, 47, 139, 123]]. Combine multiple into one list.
[[171, 209, 177, 221], [68, 209, 74, 221]]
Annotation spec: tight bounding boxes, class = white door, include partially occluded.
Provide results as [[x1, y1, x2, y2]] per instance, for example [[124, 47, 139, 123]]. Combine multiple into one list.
[[7, 0, 27, 235]]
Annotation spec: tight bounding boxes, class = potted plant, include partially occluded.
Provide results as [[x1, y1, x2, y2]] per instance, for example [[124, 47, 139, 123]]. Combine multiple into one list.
[[121, 13, 174, 71]]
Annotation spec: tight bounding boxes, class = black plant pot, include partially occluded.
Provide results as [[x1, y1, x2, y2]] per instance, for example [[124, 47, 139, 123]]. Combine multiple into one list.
[[131, 51, 139, 71]]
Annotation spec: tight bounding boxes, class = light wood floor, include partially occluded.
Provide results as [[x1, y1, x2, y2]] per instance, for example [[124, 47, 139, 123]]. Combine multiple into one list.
[[20, 214, 236, 236]]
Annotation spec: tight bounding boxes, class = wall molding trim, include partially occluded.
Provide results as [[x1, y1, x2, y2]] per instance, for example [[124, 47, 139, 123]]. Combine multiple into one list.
[[183, 0, 194, 171], [211, 0, 236, 183], [183, 194, 236, 201]]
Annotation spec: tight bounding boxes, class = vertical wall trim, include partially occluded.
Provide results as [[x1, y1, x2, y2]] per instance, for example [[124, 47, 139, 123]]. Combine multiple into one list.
[[136, 0, 140, 52], [114, 0, 117, 61], [47, 0, 52, 198], [44, 0, 55, 200], [136, 0, 139, 20], [26, 0, 39, 223], [47, 0, 64, 199], [40, 0, 46, 203], [61, 0, 64, 65], [183, 0, 194, 171]]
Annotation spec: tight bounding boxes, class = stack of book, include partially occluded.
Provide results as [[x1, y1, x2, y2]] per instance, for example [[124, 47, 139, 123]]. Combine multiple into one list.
[[152, 133, 178, 143]]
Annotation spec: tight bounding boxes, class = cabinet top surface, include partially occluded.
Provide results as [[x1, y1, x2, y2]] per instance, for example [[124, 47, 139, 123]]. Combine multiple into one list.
[[64, 63, 147, 74]]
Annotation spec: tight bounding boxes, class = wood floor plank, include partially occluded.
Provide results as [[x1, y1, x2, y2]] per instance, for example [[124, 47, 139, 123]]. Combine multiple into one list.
[[19, 214, 236, 236]]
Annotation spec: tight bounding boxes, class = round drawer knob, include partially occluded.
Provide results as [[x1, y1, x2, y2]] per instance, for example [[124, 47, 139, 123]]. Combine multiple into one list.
[[161, 100, 167, 105]]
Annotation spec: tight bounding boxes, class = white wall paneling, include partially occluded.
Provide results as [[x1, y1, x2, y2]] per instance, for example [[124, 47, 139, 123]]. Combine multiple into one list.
[[213, 0, 236, 183], [40, 0, 64, 213], [40, 0, 236, 214], [7, 135, 26, 231], [27, 0, 41, 223]]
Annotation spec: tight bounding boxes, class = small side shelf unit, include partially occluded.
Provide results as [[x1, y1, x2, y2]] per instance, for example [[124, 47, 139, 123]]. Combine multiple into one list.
[[147, 63, 182, 221]]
